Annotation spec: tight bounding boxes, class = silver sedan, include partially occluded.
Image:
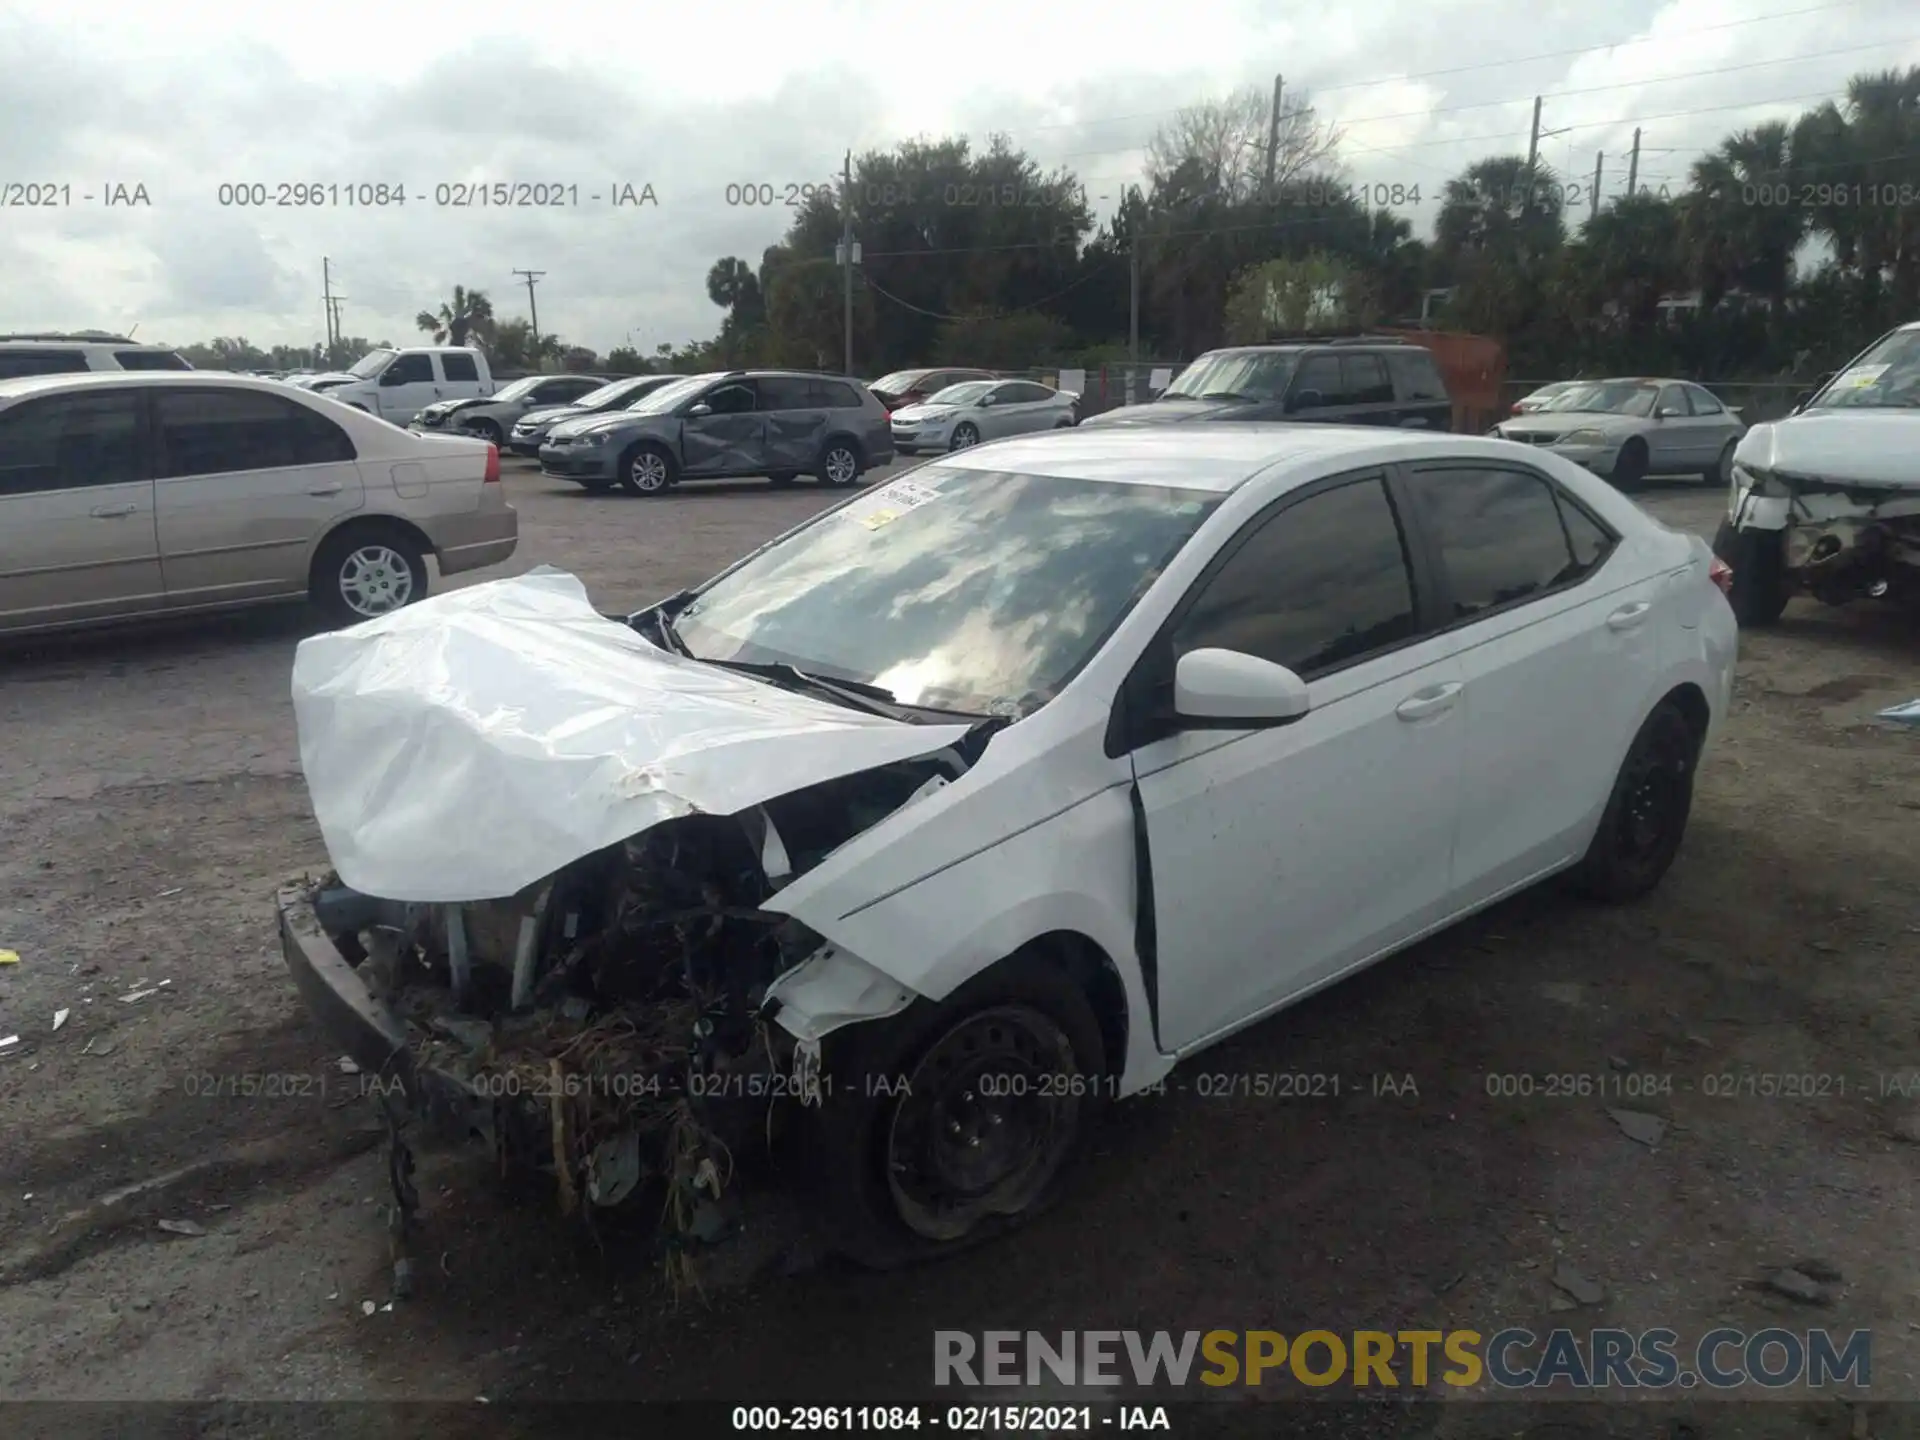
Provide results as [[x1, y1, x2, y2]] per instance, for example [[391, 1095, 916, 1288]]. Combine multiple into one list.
[[889, 378, 1079, 455], [1493, 378, 1746, 488]]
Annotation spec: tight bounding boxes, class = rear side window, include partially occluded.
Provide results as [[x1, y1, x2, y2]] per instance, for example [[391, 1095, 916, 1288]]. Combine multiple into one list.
[[1403, 466, 1605, 619], [0, 390, 146, 494], [114, 350, 192, 371], [439, 352, 480, 383], [1290, 354, 1351, 408], [808, 380, 863, 409], [754, 377, 816, 410], [1172, 476, 1419, 677], [156, 389, 356, 477], [1686, 384, 1724, 414], [0, 350, 91, 378], [1343, 355, 1393, 404], [1388, 350, 1448, 402], [1007, 382, 1055, 403]]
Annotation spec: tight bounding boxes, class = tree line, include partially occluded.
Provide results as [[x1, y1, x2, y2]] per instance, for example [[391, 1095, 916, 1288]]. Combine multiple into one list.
[[172, 64, 1918, 383]]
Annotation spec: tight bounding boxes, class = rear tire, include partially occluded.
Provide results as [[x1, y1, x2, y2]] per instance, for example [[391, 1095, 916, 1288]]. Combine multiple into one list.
[[1705, 438, 1735, 485], [816, 440, 862, 487], [1611, 438, 1649, 490], [802, 962, 1107, 1269], [1717, 521, 1790, 626], [618, 444, 676, 496], [310, 523, 429, 626], [1571, 699, 1699, 903]]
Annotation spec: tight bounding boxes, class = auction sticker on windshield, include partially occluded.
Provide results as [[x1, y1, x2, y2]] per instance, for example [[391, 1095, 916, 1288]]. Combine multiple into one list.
[[1836, 364, 1889, 388], [844, 476, 944, 531]]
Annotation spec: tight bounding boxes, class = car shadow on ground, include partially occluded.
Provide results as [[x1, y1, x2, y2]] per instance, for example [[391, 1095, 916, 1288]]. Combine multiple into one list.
[[0, 605, 324, 678]]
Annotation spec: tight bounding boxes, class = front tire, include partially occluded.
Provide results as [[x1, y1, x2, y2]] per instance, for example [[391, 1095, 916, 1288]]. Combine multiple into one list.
[[1716, 521, 1790, 625], [949, 422, 981, 451], [1571, 699, 1699, 903], [464, 418, 503, 445], [803, 962, 1107, 1268], [311, 524, 428, 625], [618, 444, 676, 495], [1611, 438, 1649, 490]]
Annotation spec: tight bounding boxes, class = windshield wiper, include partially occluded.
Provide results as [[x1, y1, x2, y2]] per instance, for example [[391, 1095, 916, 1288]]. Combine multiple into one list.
[[1198, 390, 1254, 402], [698, 657, 905, 717]]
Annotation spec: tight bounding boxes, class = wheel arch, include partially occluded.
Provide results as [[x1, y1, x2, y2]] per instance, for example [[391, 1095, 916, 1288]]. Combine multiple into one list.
[[1658, 680, 1711, 755], [306, 511, 436, 585], [818, 430, 866, 468], [972, 931, 1129, 1081]]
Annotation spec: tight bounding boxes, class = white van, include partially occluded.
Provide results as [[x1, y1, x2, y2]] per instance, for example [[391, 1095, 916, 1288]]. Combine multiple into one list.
[[325, 346, 495, 426]]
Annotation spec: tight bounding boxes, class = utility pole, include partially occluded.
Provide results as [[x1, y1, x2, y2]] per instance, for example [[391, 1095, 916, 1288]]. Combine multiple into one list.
[[328, 296, 347, 350], [1126, 186, 1140, 368], [1627, 128, 1642, 197], [322, 258, 336, 355], [512, 269, 545, 357], [1263, 74, 1284, 201], [838, 150, 855, 376], [1524, 95, 1543, 209], [1591, 150, 1604, 223]]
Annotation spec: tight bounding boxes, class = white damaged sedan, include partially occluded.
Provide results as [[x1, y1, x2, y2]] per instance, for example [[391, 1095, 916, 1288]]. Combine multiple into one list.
[[277, 424, 1736, 1265]]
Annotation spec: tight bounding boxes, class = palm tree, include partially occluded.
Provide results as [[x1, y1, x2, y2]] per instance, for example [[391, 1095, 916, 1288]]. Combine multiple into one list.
[[1435, 156, 1566, 269], [1681, 123, 1805, 309], [415, 286, 496, 347]]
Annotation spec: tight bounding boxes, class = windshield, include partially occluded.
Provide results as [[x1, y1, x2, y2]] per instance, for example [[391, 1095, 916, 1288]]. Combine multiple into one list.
[[869, 370, 928, 394], [673, 466, 1221, 717], [1162, 351, 1296, 401], [491, 376, 544, 403], [926, 381, 993, 406], [627, 374, 717, 415], [347, 349, 396, 378], [1812, 329, 1920, 409], [1543, 380, 1658, 417]]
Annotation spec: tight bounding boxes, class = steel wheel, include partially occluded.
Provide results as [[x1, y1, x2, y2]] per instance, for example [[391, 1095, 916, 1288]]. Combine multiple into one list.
[[625, 448, 672, 494], [337, 545, 416, 617], [949, 423, 980, 451], [884, 1005, 1086, 1242], [1572, 700, 1698, 902], [822, 444, 860, 486]]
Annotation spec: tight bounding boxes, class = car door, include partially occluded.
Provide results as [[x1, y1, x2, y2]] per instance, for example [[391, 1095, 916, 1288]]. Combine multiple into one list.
[[438, 350, 482, 400], [0, 387, 163, 630], [1395, 461, 1659, 907], [1340, 353, 1398, 425], [1122, 470, 1466, 1051], [1009, 382, 1067, 434], [752, 376, 827, 475], [680, 379, 765, 475], [1387, 350, 1453, 430], [152, 387, 365, 604], [374, 352, 440, 422], [1684, 384, 1739, 468], [1648, 383, 1697, 470], [1282, 353, 1362, 424]]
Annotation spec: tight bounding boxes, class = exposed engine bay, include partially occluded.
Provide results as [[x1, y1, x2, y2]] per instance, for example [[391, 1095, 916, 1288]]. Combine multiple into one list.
[[1779, 486, 1920, 605], [305, 749, 966, 1278]]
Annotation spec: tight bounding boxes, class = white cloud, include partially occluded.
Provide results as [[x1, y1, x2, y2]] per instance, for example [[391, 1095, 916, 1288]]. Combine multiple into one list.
[[0, 0, 1912, 351]]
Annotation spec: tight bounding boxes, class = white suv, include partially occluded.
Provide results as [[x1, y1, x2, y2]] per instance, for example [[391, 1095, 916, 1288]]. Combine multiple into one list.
[[0, 334, 193, 377]]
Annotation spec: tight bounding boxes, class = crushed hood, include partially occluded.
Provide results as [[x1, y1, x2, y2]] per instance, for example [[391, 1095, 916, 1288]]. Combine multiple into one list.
[[1737, 410, 1920, 489], [290, 568, 973, 902]]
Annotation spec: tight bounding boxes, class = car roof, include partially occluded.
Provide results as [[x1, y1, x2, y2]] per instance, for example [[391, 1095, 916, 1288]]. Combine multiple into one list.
[[931, 423, 1561, 494], [0, 370, 303, 402]]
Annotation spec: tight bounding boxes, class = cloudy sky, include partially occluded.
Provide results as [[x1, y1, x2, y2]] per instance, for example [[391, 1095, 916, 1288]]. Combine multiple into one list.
[[0, 0, 1912, 357]]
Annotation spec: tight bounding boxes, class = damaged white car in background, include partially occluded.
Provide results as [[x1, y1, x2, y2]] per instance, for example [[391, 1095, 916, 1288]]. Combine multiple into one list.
[[276, 426, 1733, 1276]]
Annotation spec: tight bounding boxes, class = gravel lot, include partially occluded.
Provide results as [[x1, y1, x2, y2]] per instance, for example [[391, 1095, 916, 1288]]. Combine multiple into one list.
[[2, 455, 1917, 1436]]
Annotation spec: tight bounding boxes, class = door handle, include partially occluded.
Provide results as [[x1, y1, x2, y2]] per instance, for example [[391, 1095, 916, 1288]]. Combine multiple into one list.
[[89, 503, 138, 518], [1396, 682, 1462, 720], [307, 484, 344, 496], [1607, 601, 1652, 631]]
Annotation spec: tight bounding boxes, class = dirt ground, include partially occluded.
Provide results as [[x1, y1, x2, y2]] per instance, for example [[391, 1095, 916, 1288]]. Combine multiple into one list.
[[2, 460, 1918, 1438]]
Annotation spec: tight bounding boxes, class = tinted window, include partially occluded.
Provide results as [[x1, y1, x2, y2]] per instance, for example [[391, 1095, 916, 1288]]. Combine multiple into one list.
[[1343, 355, 1393, 404], [440, 352, 480, 383], [384, 353, 435, 384], [1290, 355, 1350, 408], [1686, 385, 1724, 414], [0, 390, 145, 495], [1173, 477, 1418, 676], [1009, 383, 1055, 403], [0, 350, 90, 378], [751, 377, 813, 411], [1404, 466, 1586, 619], [809, 380, 863, 409], [156, 389, 355, 477], [1389, 350, 1449, 402], [113, 350, 191, 371], [1657, 384, 1690, 416], [702, 382, 758, 415], [1560, 496, 1613, 577]]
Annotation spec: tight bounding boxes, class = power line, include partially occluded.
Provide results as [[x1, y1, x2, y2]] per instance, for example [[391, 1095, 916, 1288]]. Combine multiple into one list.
[[861, 264, 1116, 321]]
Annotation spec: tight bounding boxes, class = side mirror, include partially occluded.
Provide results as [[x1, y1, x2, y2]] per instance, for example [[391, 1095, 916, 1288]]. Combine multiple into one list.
[[1655, 405, 1681, 419], [979, 395, 996, 407], [1173, 648, 1310, 727], [1288, 389, 1323, 412], [378, 370, 406, 386], [688, 402, 713, 417]]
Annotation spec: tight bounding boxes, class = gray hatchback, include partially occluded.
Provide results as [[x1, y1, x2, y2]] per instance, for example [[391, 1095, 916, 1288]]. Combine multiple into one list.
[[538, 370, 892, 494]]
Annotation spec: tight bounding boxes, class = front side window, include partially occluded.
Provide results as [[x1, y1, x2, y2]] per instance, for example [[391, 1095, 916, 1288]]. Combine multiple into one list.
[[156, 389, 353, 477], [0, 390, 145, 495], [1172, 477, 1418, 677], [1290, 355, 1351, 408], [1657, 385, 1691, 416], [701, 381, 758, 414], [382, 353, 435, 385], [1403, 466, 1593, 619], [673, 466, 1220, 716]]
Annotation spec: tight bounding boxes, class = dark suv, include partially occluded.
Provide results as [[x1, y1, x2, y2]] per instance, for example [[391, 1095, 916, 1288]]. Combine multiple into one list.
[[1079, 336, 1454, 431], [538, 370, 893, 495]]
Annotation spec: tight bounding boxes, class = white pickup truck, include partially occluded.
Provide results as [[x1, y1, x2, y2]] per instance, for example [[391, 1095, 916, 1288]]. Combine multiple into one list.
[[325, 346, 495, 426]]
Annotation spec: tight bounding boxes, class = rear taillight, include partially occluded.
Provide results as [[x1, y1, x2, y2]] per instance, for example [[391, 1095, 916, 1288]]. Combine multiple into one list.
[[483, 444, 501, 483], [1709, 556, 1733, 595]]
